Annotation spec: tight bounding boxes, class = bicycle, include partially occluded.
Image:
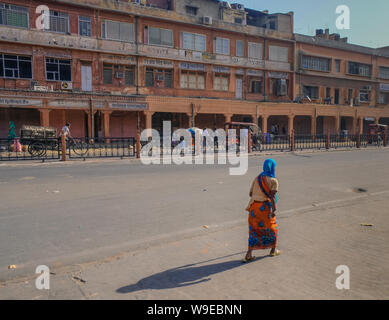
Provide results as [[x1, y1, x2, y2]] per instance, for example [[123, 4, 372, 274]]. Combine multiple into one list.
[[28, 137, 89, 157]]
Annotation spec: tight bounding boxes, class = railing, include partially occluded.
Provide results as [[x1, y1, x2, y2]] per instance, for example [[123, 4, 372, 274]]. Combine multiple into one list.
[[294, 134, 326, 150], [329, 134, 357, 149], [0, 138, 60, 161], [0, 133, 387, 161], [67, 137, 136, 159]]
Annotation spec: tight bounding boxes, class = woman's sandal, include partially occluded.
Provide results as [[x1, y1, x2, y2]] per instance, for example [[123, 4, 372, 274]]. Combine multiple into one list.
[[242, 256, 256, 263], [270, 249, 281, 257]]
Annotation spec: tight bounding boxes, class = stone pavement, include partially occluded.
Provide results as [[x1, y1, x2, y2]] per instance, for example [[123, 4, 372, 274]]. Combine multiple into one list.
[[1, 190, 388, 300]]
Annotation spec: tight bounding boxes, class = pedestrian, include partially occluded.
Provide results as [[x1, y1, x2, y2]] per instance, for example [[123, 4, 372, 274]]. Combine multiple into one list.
[[243, 158, 280, 262], [8, 121, 17, 141], [59, 122, 71, 140]]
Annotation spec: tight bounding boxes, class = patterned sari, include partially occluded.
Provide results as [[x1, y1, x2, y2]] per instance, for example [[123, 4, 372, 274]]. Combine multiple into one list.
[[248, 175, 278, 250]]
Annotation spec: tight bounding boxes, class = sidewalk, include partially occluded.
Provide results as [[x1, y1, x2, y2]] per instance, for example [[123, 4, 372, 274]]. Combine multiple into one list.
[[1, 191, 388, 300]]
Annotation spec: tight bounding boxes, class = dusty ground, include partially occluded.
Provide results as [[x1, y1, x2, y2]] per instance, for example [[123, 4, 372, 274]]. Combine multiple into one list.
[[0, 148, 388, 299]]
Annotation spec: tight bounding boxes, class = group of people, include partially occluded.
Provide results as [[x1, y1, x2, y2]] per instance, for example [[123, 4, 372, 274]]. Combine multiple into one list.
[[271, 124, 287, 136]]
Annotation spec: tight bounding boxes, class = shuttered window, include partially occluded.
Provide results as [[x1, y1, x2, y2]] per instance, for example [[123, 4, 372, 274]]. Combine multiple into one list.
[[248, 42, 262, 60], [236, 40, 244, 57], [48, 11, 69, 34], [182, 32, 206, 52], [214, 74, 229, 91], [0, 3, 29, 28], [102, 20, 134, 42], [180, 71, 205, 90], [148, 27, 173, 47], [269, 45, 288, 62], [302, 55, 330, 72], [215, 37, 230, 55]]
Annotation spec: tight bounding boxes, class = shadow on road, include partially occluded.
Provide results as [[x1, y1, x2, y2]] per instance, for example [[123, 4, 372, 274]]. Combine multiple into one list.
[[116, 252, 270, 294]]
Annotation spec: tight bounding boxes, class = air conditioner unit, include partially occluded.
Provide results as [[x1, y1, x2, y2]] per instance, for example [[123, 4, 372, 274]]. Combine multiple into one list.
[[202, 16, 213, 25], [276, 79, 287, 96], [61, 81, 72, 90], [231, 3, 245, 11], [115, 71, 124, 79]]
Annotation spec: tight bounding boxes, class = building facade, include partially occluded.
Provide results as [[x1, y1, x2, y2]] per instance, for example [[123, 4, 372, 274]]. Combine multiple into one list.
[[0, 0, 388, 139]]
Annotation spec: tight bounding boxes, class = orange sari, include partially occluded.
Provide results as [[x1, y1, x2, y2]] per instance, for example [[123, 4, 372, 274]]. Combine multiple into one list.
[[247, 175, 278, 250]]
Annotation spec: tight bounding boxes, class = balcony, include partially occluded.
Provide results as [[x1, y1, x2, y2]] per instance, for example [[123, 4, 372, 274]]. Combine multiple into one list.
[[0, 26, 136, 55]]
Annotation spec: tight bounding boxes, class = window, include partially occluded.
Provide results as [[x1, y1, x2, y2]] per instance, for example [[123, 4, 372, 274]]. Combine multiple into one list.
[[335, 60, 341, 72], [182, 32, 206, 52], [236, 40, 244, 57], [379, 93, 389, 104], [102, 20, 134, 42], [180, 71, 205, 89], [79, 16, 91, 37], [103, 64, 113, 84], [348, 62, 371, 77], [269, 46, 288, 62], [359, 89, 370, 102], [48, 10, 69, 34], [301, 55, 330, 72], [214, 74, 229, 91], [234, 17, 243, 24], [45, 58, 71, 81], [326, 87, 331, 98], [303, 86, 319, 99], [215, 37, 230, 55], [248, 42, 262, 60], [249, 78, 262, 94], [103, 64, 135, 85], [148, 26, 173, 47], [145, 68, 173, 88], [124, 66, 135, 86], [0, 54, 32, 79], [185, 6, 198, 16], [378, 67, 389, 80], [0, 3, 29, 28]]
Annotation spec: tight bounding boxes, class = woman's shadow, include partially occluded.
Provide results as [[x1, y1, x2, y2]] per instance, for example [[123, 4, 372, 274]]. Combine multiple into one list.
[[116, 252, 269, 294]]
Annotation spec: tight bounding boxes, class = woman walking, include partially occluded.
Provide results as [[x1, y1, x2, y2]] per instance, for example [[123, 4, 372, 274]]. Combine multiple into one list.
[[243, 159, 280, 262]]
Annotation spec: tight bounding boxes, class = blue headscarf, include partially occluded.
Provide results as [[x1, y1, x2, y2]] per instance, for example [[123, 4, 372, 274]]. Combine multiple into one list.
[[258, 158, 278, 203], [260, 158, 277, 178]]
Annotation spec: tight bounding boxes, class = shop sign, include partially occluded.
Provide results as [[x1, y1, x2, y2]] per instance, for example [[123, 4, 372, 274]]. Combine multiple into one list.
[[247, 69, 263, 76], [109, 102, 147, 110], [179, 62, 206, 71], [268, 72, 289, 79], [143, 59, 174, 68], [48, 100, 89, 108], [235, 69, 245, 75], [213, 66, 230, 74], [0, 98, 43, 107]]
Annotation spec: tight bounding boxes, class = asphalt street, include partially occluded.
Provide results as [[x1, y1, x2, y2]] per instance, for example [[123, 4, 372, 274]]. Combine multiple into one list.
[[0, 148, 388, 299]]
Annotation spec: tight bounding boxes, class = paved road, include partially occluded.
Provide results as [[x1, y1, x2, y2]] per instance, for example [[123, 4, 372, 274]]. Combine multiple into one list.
[[0, 149, 388, 299]]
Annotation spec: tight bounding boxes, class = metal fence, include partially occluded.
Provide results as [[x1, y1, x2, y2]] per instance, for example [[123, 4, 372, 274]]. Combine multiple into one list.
[[67, 137, 136, 159], [0, 133, 387, 161], [0, 138, 60, 161]]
